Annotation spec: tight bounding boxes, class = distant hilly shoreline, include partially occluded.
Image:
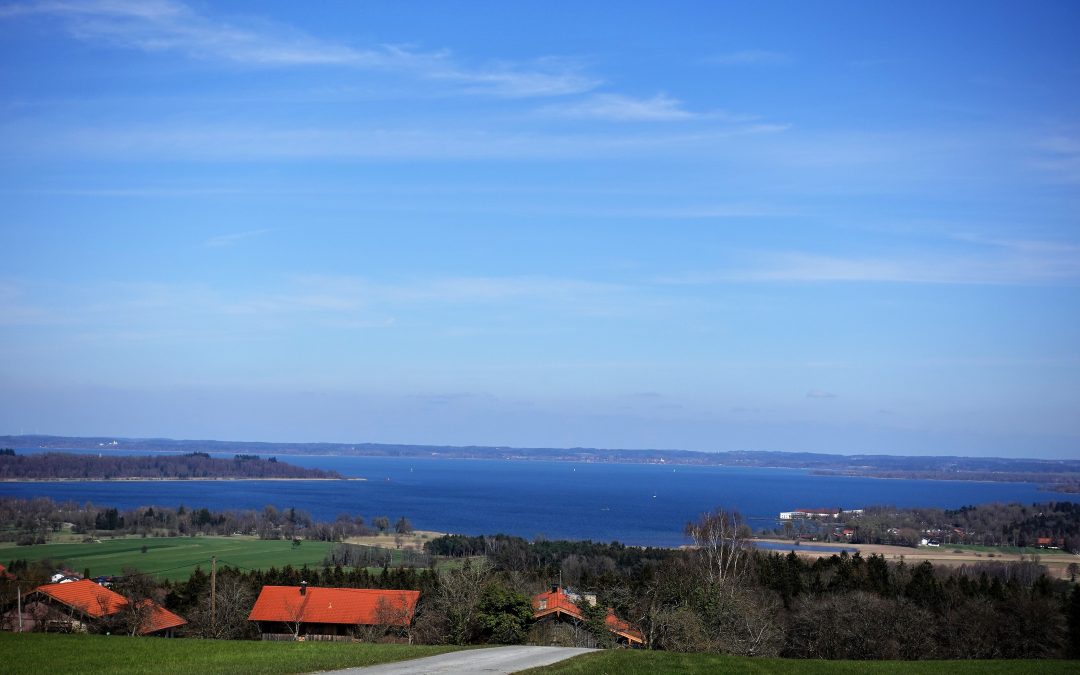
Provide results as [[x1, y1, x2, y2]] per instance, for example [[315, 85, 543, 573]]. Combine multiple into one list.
[[2, 434, 1078, 493]]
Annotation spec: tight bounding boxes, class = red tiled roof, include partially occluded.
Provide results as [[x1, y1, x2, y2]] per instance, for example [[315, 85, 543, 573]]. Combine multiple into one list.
[[35, 579, 186, 635], [136, 599, 188, 634], [0, 564, 14, 580], [248, 586, 420, 626], [532, 588, 584, 621], [37, 579, 126, 618], [605, 608, 645, 644]]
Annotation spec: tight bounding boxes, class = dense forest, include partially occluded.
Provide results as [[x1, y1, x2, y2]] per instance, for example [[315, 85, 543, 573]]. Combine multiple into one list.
[[0, 451, 341, 481]]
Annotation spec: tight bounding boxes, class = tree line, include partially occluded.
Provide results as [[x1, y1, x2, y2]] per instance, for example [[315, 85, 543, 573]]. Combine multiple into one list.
[[0, 496, 410, 545], [0, 451, 341, 481], [831, 501, 1080, 550]]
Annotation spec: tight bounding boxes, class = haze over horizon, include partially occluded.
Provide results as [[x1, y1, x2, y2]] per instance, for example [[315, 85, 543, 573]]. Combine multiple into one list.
[[1, 2, 1078, 459]]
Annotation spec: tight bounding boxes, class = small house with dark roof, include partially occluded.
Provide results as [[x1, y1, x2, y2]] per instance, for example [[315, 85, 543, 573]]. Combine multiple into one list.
[[248, 584, 420, 641], [10, 579, 185, 636]]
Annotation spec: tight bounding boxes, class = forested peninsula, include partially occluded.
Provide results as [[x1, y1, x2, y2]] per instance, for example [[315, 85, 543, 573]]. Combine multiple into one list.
[[0, 451, 343, 481]]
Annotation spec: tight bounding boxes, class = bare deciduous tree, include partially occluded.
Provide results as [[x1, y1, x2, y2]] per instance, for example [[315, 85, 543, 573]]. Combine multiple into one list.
[[188, 575, 255, 640], [413, 557, 492, 645], [685, 509, 749, 586]]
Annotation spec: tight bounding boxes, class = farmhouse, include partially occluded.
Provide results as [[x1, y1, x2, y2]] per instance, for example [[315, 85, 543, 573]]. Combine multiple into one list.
[[531, 585, 643, 647], [248, 583, 420, 641], [7, 579, 185, 636]]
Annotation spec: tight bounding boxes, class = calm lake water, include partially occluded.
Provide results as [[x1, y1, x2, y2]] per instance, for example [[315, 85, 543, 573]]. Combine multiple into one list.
[[1, 450, 1074, 547]]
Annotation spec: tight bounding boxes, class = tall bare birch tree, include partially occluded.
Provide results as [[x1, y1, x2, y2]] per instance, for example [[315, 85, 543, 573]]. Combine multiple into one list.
[[684, 509, 748, 586]]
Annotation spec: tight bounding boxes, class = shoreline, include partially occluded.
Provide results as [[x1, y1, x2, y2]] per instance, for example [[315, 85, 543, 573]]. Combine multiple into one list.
[[0, 477, 363, 482], [12, 446, 1075, 490]]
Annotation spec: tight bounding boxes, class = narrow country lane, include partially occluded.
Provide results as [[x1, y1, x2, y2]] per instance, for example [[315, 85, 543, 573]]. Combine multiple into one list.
[[312, 646, 596, 675]]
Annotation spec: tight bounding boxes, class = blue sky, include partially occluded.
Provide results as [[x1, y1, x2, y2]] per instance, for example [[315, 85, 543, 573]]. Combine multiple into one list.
[[1, 1, 1078, 457]]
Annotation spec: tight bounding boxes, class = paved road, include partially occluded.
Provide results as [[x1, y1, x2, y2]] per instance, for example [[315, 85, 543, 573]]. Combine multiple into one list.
[[314, 646, 596, 675]]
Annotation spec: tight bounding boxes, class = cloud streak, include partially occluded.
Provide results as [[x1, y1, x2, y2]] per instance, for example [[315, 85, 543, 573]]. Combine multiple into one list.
[[1, 121, 790, 162], [660, 241, 1080, 286], [204, 228, 271, 248], [1, 0, 597, 97], [541, 93, 698, 121]]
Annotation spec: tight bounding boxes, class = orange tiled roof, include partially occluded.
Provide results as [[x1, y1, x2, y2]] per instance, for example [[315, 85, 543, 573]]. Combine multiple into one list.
[[605, 608, 644, 644], [37, 579, 126, 618], [532, 587, 584, 621], [135, 599, 188, 634], [248, 586, 420, 626], [35, 579, 186, 634]]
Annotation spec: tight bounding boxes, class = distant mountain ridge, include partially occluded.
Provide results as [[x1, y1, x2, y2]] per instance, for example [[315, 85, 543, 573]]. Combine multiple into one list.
[[2, 435, 1078, 491]]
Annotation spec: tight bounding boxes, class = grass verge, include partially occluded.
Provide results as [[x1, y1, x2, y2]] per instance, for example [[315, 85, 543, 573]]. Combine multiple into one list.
[[518, 650, 1079, 674], [0, 633, 463, 675]]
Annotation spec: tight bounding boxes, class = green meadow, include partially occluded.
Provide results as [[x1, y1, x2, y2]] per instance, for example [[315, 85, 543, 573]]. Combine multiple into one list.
[[0, 633, 462, 675], [0, 536, 335, 581]]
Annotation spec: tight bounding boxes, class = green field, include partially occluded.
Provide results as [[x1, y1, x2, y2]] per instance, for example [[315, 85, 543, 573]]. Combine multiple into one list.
[[0, 536, 336, 581], [520, 650, 1079, 674], [0, 633, 462, 675]]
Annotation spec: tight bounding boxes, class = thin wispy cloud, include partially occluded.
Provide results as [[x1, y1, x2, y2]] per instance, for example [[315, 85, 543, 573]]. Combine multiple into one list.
[[2, 122, 790, 162], [218, 275, 629, 317], [660, 244, 1080, 286], [1, 0, 597, 97], [1030, 134, 1080, 184], [708, 50, 791, 66], [541, 93, 698, 121], [806, 389, 837, 399], [204, 228, 271, 248]]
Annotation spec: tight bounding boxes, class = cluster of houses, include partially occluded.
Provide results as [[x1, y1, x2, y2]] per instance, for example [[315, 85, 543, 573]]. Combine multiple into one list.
[[779, 507, 863, 521], [2, 568, 643, 647]]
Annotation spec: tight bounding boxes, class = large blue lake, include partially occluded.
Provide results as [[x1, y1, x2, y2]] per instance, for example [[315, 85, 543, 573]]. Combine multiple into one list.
[[1, 451, 1074, 547]]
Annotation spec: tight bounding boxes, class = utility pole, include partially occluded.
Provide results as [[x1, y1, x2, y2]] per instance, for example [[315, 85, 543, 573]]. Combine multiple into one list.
[[17, 585, 22, 632], [210, 556, 217, 633]]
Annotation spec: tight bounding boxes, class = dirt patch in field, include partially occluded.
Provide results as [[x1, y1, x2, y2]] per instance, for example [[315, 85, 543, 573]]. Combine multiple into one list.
[[344, 530, 444, 551]]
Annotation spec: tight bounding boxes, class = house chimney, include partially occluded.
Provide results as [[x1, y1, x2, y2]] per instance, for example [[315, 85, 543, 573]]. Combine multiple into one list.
[[300, 581, 307, 596], [551, 584, 559, 594]]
